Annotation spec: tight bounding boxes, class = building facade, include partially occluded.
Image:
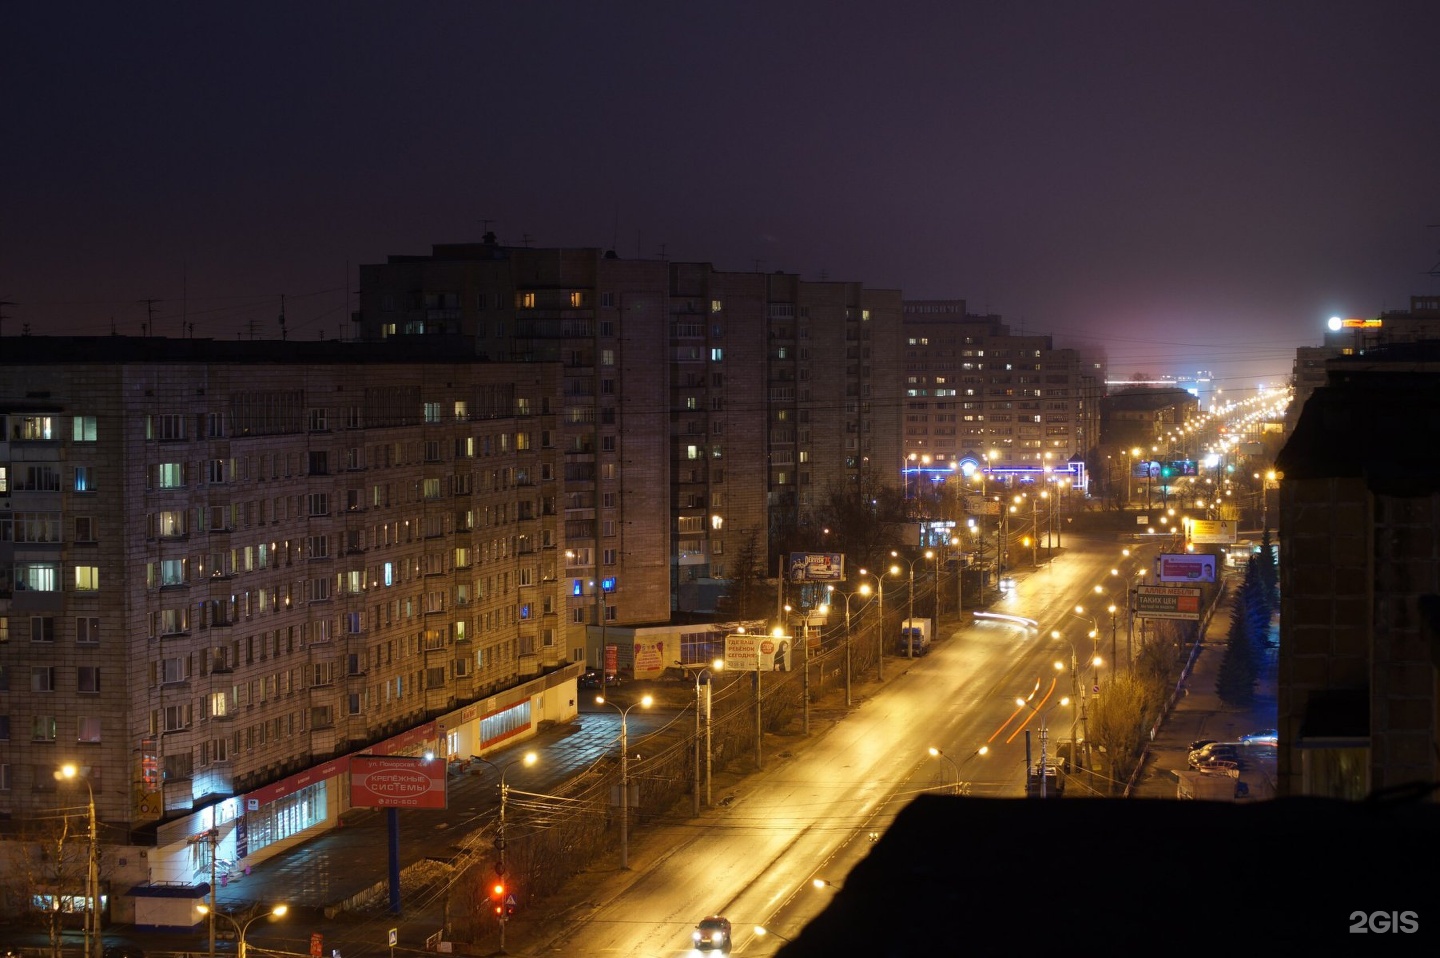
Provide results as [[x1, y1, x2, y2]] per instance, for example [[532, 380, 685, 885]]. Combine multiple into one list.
[[898, 300, 1093, 493], [1274, 351, 1440, 799], [1, 337, 574, 861], [353, 237, 904, 625]]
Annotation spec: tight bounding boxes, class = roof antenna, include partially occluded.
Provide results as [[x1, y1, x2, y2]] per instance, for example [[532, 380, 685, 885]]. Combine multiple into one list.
[[278, 294, 287, 341]]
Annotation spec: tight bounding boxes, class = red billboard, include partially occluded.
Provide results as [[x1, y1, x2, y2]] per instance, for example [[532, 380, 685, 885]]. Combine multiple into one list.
[[349, 755, 448, 809]]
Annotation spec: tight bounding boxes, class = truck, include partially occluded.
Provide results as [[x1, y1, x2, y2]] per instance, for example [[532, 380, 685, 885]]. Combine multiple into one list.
[[1025, 761, 1065, 798], [897, 617, 933, 656]]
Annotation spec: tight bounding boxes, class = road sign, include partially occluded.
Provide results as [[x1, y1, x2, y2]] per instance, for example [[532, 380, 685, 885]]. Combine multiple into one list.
[[1135, 585, 1202, 621], [388, 928, 398, 947]]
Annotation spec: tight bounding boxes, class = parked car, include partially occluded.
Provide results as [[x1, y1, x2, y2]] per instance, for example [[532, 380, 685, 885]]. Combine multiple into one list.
[[1188, 739, 1217, 753], [1188, 743, 1242, 769], [579, 669, 622, 689], [692, 915, 732, 952], [1240, 728, 1278, 745]]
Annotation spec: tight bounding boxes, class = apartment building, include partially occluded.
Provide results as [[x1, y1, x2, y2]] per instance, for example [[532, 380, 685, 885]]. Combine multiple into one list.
[[1274, 345, 1440, 798], [898, 300, 1093, 490], [0, 337, 572, 861], [354, 236, 904, 623]]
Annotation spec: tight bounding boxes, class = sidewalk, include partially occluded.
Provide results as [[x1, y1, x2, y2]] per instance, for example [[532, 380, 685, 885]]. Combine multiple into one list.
[[1128, 576, 1279, 800]]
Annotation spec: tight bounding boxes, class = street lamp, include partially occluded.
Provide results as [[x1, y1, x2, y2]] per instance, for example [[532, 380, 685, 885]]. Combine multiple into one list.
[[55, 764, 99, 958], [927, 745, 989, 795], [474, 751, 537, 952], [1019, 696, 1071, 797], [890, 550, 933, 659], [856, 568, 885, 680], [597, 694, 652, 869], [196, 904, 288, 958], [826, 585, 867, 707], [683, 660, 724, 813]]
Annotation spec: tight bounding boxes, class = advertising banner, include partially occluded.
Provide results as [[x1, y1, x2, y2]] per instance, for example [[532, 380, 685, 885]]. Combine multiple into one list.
[[349, 755, 448, 809], [966, 496, 1002, 515], [1135, 585, 1203, 621], [1156, 553, 1216, 583], [1188, 520, 1237, 544], [788, 552, 844, 582], [723, 633, 793, 672]]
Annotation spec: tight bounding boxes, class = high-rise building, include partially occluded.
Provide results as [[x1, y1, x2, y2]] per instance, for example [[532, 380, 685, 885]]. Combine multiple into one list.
[[898, 300, 1093, 491], [0, 336, 574, 869], [353, 236, 904, 623]]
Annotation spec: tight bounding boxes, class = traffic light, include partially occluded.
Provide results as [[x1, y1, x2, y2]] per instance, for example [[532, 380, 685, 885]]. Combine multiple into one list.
[[489, 877, 506, 916]]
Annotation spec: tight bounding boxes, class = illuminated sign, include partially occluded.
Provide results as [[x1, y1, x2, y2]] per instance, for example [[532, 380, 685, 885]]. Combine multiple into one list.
[[1157, 553, 1216, 583], [1135, 585, 1202, 621], [788, 552, 844, 582], [349, 755, 448, 809], [1340, 318, 1383, 328]]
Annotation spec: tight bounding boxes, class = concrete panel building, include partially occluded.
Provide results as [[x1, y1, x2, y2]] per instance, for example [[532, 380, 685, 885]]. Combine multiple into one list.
[[1, 337, 575, 893]]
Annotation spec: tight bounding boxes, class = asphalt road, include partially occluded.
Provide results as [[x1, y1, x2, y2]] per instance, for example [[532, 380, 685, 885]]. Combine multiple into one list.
[[524, 532, 1156, 956]]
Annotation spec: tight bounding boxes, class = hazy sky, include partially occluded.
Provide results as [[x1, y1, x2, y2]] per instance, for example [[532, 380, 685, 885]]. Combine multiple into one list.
[[4, 2, 1438, 391]]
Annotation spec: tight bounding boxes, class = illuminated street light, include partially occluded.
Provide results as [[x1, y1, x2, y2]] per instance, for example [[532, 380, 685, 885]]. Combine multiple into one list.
[[597, 694, 652, 869], [474, 751, 538, 951], [55, 764, 99, 958], [197, 903, 288, 958]]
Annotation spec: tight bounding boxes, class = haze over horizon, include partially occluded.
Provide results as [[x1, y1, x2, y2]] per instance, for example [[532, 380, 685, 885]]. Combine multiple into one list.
[[4, 2, 1438, 393]]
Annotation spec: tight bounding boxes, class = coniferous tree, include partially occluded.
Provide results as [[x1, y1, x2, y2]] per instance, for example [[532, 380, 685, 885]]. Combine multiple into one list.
[[1216, 591, 1258, 705]]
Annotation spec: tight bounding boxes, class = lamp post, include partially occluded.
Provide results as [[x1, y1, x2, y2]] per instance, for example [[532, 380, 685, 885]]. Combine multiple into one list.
[[197, 904, 287, 958], [597, 694, 651, 869], [856, 569, 884, 680], [56, 764, 98, 958], [1021, 696, 1071, 798], [684, 660, 724, 814], [927, 745, 988, 795], [754, 926, 795, 945], [474, 751, 537, 952], [890, 550, 932, 659], [826, 585, 866, 707]]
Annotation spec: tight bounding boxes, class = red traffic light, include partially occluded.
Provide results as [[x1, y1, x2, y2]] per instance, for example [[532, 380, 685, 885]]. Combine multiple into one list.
[[490, 881, 506, 900]]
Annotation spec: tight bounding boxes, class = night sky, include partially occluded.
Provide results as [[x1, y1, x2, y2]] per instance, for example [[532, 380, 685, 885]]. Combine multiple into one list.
[[4, 2, 1438, 391]]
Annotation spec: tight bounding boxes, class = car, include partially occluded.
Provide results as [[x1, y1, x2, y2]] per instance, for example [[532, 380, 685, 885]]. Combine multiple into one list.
[[1188, 739, 1217, 753], [692, 915, 732, 952], [1240, 728, 1278, 745], [579, 669, 622, 689], [1188, 743, 1242, 769], [998, 576, 1016, 592]]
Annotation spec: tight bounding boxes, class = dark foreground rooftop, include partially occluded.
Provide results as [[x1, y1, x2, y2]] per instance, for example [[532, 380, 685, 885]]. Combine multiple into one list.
[[779, 791, 1440, 955]]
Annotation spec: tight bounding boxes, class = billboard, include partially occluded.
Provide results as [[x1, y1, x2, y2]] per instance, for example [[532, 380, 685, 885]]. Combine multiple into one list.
[[1188, 520, 1237, 544], [1156, 553, 1216, 583], [349, 755, 448, 809], [966, 496, 1002, 515], [723, 633, 793, 672], [1134, 585, 1202, 621], [788, 552, 844, 582]]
